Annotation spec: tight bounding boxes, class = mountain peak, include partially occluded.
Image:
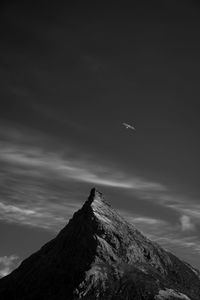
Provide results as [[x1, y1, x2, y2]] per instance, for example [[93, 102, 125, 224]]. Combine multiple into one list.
[[81, 188, 123, 230], [84, 187, 104, 206], [81, 187, 113, 219], [0, 188, 200, 300]]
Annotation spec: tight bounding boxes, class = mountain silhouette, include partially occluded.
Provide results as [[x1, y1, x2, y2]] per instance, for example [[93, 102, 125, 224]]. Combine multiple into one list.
[[0, 188, 200, 299]]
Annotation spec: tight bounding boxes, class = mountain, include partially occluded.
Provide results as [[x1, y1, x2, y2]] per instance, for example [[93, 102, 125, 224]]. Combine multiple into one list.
[[0, 188, 200, 300]]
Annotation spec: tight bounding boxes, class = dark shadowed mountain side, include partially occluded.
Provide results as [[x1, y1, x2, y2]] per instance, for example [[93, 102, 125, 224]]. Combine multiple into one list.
[[0, 188, 200, 300]]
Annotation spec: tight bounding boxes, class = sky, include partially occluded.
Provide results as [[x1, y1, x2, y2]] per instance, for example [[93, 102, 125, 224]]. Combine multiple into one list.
[[0, 0, 200, 276]]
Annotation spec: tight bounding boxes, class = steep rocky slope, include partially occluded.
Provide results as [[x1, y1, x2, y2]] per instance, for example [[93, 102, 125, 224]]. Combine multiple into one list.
[[0, 188, 199, 299]]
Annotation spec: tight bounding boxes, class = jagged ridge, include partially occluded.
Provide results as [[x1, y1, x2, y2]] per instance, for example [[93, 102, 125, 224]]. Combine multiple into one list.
[[0, 188, 200, 300]]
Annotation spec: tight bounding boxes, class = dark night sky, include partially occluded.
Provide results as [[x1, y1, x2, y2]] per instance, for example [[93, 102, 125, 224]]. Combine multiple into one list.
[[1, 0, 200, 275]]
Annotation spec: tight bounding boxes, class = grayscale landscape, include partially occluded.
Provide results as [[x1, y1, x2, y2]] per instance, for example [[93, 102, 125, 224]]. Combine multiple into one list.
[[0, 0, 200, 299]]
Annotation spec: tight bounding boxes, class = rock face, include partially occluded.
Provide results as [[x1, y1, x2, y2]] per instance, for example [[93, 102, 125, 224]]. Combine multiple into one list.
[[0, 188, 200, 300]]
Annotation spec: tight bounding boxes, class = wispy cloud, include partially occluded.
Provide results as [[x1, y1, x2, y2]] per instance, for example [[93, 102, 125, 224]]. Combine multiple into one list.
[[180, 215, 195, 232], [0, 125, 165, 192], [0, 255, 20, 278], [156, 235, 200, 252], [0, 144, 165, 192], [121, 210, 167, 228], [0, 200, 69, 231]]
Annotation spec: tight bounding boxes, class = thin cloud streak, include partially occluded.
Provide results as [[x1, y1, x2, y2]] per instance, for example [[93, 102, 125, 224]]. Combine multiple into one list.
[[121, 210, 167, 227], [0, 199, 80, 231], [155, 235, 200, 255], [0, 143, 165, 192]]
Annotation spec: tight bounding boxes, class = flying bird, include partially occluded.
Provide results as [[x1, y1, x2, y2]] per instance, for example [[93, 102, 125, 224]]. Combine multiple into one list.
[[123, 122, 136, 131]]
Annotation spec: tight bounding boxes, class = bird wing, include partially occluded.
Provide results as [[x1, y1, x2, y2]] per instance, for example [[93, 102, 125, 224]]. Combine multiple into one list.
[[123, 123, 136, 130]]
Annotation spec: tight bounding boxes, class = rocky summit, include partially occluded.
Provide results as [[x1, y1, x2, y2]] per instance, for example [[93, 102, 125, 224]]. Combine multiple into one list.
[[0, 188, 200, 300]]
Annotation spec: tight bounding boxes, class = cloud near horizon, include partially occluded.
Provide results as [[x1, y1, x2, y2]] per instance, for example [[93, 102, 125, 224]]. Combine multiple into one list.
[[0, 255, 20, 278]]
